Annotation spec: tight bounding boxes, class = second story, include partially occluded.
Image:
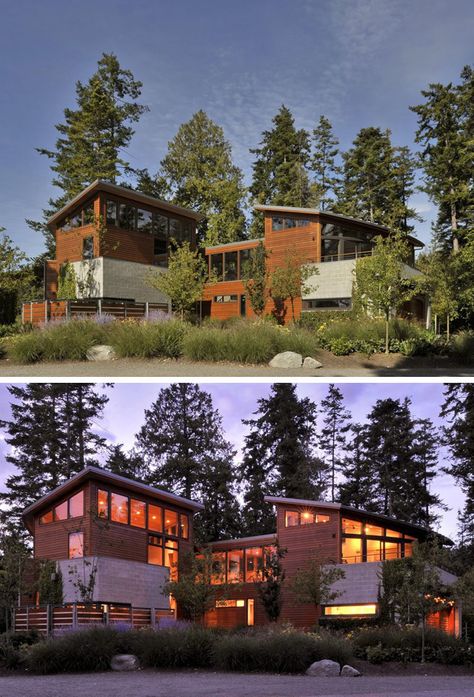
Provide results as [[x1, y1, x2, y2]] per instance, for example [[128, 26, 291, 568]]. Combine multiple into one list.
[[47, 180, 201, 270]]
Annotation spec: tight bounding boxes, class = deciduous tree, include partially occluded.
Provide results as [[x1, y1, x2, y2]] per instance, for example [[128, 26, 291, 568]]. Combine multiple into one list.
[[270, 249, 314, 322], [291, 557, 345, 627]]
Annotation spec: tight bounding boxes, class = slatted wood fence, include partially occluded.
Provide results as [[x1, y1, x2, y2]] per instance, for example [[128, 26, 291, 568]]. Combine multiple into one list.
[[22, 299, 170, 326]]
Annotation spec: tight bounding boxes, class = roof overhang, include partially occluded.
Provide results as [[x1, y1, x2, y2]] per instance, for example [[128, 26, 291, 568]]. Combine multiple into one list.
[[46, 179, 203, 229], [207, 533, 277, 549], [22, 466, 204, 534]]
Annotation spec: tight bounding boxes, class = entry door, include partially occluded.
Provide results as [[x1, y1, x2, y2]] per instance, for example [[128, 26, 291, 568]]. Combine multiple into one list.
[[240, 294, 246, 317]]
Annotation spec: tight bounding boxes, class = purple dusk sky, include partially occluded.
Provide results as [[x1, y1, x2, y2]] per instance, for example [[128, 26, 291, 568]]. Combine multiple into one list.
[[0, 381, 464, 541]]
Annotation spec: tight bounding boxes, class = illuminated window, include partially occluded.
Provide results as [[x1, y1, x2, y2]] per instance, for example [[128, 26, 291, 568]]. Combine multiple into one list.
[[366, 538, 383, 562], [324, 604, 377, 616], [247, 598, 255, 626], [130, 499, 146, 528], [264, 546, 277, 567], [385, 541, 401, 560], [386, 529, 402, 538], [111, 493, 129, 524], [316, 514, 330, 523], [69, 491, 84, 518], [164, 510, 178, 536], [342, 537, 362, 563], [179, 514, 189, 539], [365, 523, 383, 536], [69, 532, 84, 559], [148, 504, 162, 532], [227, 550, 243, 583], [342, 518, 362, 534], [215, 599, 245, 608], [40, 510, 53, 524], [285, 511, 299, 527], [148, 535, 163, 566], [211, 552, 226, 584], [164, 541, 179, 580], [301, 510, 314, 525], [97, 490, 108, 518], [245, 547, 263, 582], [54, 501, 68, 521], [404, 542, 413, 557]]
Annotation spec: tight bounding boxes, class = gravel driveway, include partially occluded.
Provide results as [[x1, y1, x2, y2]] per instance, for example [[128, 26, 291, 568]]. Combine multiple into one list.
[[0, 670, 473, 697]]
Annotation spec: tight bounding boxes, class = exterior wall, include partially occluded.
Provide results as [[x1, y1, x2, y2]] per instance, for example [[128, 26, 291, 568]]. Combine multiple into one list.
[[58, 556, 170, 608], [303, 259, 355, 301], [329, 562, 383, 604], [55, 224, 99, 264], [70, 257, 170, 304]]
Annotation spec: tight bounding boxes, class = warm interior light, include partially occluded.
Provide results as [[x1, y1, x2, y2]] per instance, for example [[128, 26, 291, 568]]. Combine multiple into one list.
[[325, 604, 377, 616]]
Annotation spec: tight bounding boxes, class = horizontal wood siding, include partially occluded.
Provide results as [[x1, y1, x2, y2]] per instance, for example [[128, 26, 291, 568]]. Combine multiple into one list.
[[45, 260, 60, 299], [56, 224, 98, 264], [33, 482, 90, 560], [204, 241, 260, 320]]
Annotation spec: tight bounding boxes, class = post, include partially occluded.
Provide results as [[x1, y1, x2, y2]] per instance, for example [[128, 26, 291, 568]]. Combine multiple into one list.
[[145, 302, 149, 320], [98, 299, 102, 318], [72, 603, 78, 631], [26, 605, 29, 632], [30, 302, 33, 324], [44, 300, 49, 324], [151, 607, 156, 629], [46, 604, 51, 636], [66, 301, 70, 321], [124, 301, 127, 319]]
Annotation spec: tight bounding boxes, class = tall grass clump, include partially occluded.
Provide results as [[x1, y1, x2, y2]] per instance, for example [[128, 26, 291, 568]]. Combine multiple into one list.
[[8, 320, 106, 363], [135, 625, 217, 668], [450, 331, 474, 364], [107, 319, 186, 358]]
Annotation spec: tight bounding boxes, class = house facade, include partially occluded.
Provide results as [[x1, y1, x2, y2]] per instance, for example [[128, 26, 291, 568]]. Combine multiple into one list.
[[22, 468, 460, 635]]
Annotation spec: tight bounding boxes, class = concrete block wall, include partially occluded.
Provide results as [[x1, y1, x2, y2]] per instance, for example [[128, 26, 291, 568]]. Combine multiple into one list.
[[329, 562, 383, 604], [59, 556, 170, 608], [303, 260, 355, 300]]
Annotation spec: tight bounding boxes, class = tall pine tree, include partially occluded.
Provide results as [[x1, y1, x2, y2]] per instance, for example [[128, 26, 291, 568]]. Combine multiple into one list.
[[338, 423, 374, 510], [319, 384, 351, 503], [310, 115, 340, 210]]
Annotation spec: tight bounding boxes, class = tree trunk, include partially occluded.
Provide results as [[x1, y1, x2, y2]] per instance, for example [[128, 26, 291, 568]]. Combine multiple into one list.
[[447, 314, 450, 341], [451, 201, 459, 254], [385, 312, 390, 355]]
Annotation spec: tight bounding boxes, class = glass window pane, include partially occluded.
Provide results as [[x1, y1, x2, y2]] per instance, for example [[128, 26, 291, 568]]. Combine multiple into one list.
[[82, 236, 94, 260], [154, 214, 168, 237], [245, 547, 263, 582], [69, 491, 84, 518], [164, 509, 178, 536], [130, 499, 146, 528], [239, 249, 251, 279], [111, 493, 128, 524], [137, 208, 153, 233], [224, 252, 238, 281], [342, 518, 362, 534], [227, 550, 243, 583], [385, 541, 401, 560], [148, 545, 163, 566], [106, 200, 117, 225], [210, 254, 223, 281], [118, 204, 136, 230], [154, 237, 167, 255], [83, 202, 94, 225], [366, 538, 383, 562], [164, 539, 178, 550], [325, 604, 377, 616], [386, 529, 402, 538], [264, 546, 277, 567], [179, 514, 188, 539], [285, 511, 299, 527], [342, 537, 362, 563], [211, 552, 226, 584], [404, 542, 413, 557], [70, 210, 82, 228], [97, 490, 108, 519], [164, 546, 179, 580], [365, 523, 383, 536], [272, 216, 284, 231], [169, 218, 183, 241], [69, 532, 84, 559], [300, 510, 314, 525], [54, 501, 68, 521], [40, 510, 53, 524], [315, 514, 330, 523], [148, 505, 163, 532]]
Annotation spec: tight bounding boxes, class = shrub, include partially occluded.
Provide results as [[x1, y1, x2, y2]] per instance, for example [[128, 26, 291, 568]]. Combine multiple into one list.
[[136, 626, 217, 669], [8, 320, 106, 363], [0, 630, 40, 670], [327, 337, 355, 356], [450, 331, 474, 364], [108, 320, 186, 359]]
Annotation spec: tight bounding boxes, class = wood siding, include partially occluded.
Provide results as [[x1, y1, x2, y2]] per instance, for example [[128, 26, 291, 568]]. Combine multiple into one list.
[[34, 483, 91, 561]]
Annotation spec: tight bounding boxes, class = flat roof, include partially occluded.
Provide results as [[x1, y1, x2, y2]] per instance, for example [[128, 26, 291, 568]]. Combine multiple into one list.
[[264, 496, 453, 545], [205, 238, 263, 252], [22, 466, 204, 533], [47, 179, 203, 227]]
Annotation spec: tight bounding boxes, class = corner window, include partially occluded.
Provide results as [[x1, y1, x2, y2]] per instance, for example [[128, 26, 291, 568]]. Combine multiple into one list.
[[164, 509, 178, 537], [148, 504, 163, 532], [285, 511, 299, 527], [82, 236, 94, 260], [106, 200, 117, 225], [69, 532, 84, 559], [211, 552, 226, 584], [111, 493, 129, 524], [97, 490, 108, 518]]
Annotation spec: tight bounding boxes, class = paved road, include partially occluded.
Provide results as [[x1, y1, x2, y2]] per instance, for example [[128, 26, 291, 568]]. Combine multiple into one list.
[[1, 357, 474, 378], [0, 671, 473, 697]]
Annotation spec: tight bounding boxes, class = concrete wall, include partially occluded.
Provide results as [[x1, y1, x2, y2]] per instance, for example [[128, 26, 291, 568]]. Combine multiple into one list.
[[303, 260, 355, 300], [58, 556, 170, 608], [71, 257, 170, 304]]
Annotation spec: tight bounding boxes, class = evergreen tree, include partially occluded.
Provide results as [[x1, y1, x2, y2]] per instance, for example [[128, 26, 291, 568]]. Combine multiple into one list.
[[440, 384, 474, 547], [412, 418, 444, 527], [0, 384, 109, 535], [151, 110, 247, 246], [319, 385, 352, 503], [338, 424, 374, 510], [310, 115, 340, 210], [239, 384, 326, 535], [249, 105, 311, 235], [106, 444, 148, 481], [135, 384, 241, 542], [30, 53, 148, 254]]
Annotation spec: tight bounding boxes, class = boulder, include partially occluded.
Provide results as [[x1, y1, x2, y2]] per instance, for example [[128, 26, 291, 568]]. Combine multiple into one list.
[[86, 344, 117, 361], [269, 351, 303, 369], [341, 664, 361, 677], [306, 659, 340, 677], [110, 654, 139, 671], [303, 356, 322, 370]]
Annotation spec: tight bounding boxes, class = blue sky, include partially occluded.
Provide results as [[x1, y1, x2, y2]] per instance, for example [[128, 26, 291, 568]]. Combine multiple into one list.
[[0, 381, 465, 540], [1, 0, 473, 257]]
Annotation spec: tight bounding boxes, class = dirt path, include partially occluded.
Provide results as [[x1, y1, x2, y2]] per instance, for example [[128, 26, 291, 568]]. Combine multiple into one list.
[[0, 351, 472, 378]]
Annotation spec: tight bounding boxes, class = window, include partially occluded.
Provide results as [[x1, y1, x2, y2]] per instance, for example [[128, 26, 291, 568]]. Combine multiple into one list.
[[154, 214, 168, 237], [118, 203, 136, 230], [179, 514, 188, 539], [97, 490, 108, 518], [366, 538, 383, 562], [148, 504, 162, 532], [386, 529, 402, 538], [272, 216, 310, 231], [214, 295, 237, 303], [169, 218, 183, 241], [69, 491, 84, 518], [224, 252, 238, 281], [239, 249, 251, 278], [342, 536, 363, 563], [285, 511, 299, 527], [164, 509, 178, 536], [342, 518, 362, 534], [70, 210, 83, 228], [40, 510, 53, 524], [404, 541, 413, 557], [130, 499, 146, 528], [301, 510, 314, 525], [315, 514, 330, 523], [211, 552, 226, 584], [148, 535, 163, 566], [321, 223, 376, 262], [164, 540, 178, 580], [154, 238, 167, 255], [111, 493, 129, 524], [324, 604, 377, 616], [137, 208, 153, 233], [210, 254, 223, 281], [227, 550, 243, 583], [302, 298, 352, 311], [245, 547, 263, 582], [247, 598, 255, 625], [385, 541, 401, 560], [83, 202, 95, 225], [215, 599, 245, 608], [54, 501, 68, 521], [82, 236, 94, 260], [69, 532, 84, 559], [106, 200, 117, 225], [365, 523, 383, 536]]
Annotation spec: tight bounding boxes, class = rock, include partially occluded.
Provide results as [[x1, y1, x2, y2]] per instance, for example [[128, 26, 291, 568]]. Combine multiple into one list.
[[110, 654, 139, 671], [269, 351, 303, 368], [303, 356, 322, 370], [341, 664, 361, 677], [306, 659, 340, 677], [86, 344, 117, 361]]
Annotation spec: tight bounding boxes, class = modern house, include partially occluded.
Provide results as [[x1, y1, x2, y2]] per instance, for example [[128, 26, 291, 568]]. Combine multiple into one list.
[[23, 182, 427, 325], [19, 468, 460, 635]]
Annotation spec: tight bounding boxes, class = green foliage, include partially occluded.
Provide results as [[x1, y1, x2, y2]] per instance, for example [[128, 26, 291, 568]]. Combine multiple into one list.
[[310, 115, 340, 210], [8, 320, 104, 363], [0, 630, 40, 670], [0, 230, 33, 318], [56, 262, 77, 300], [38, 561, 63, 605], [108, 319, 186, 359], [241, 241, 269, 317], [162, 550, 220, 622], [449, 331, 474, 363], [147, 242, 209, 320], [257, 546, 286, 623], [214, 629, 353, 673], [291, 559, 345, 626], [270, 249, 315, 322], [135, 626, 217, 669]]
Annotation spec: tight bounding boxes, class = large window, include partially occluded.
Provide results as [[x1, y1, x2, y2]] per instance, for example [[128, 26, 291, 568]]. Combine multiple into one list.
[[69, 491, 84, 518], [39, 489, 84, 524], [111, 493, 129, 524], [164, 510, 179, 537], [69, 532, 84, 559], [59, 200, 95, 231], [227, 550, 243, 583], [106, 200, 117, 225], [118, 203, 136, 230], [271, 216, 310, 231], [224, 252, 238, 281], [341, 517, 418, 564], [245, 547, 263, 582], [321, 223, 376, 262], [130, 499, 146, 528], [324, 604, 377, 616], [82, 236, 94, 260], [149, 504, 163, 532], [285, 509, 330, 527], [148, 535, 163, 566], [137, 208, 153, 233], [210, 254, 223, 281], [302, 298, 352, 311]]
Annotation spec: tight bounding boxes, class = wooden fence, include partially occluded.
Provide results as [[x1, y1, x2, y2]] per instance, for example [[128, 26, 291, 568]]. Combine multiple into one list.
[[22, 299, 170, 325], [14, 604, 175, 636]]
